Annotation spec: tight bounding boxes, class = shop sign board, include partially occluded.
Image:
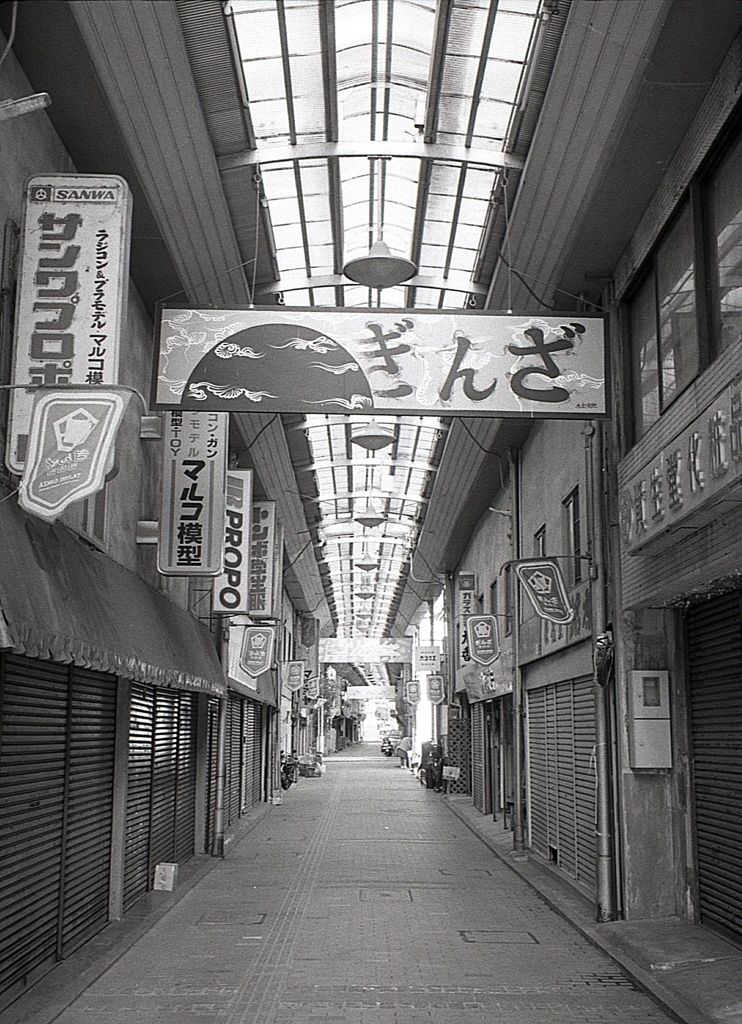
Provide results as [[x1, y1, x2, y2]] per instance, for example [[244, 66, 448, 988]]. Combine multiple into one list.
[[238, 625, 275, 678], [248, 501, 280, 619], [466, 615, 501, 665], [18, 390, 128, 521], [514, 559, 574, 624], [427, 673, 445, 704], [213, 469, 253, 613], [406, 679, 421, 704], [155, 308, 606, 418], [619, 378, 742, 553], [8, 175, 132, 473], [158, 411, 228, 575], [282, 660, 306, 692], [416, 645, 440, 672]]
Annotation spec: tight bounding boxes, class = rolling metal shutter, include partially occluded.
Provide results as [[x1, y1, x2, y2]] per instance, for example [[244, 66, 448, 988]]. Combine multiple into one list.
[[59, 668, 116, 956], [244, 701, 263, 808], [173, 692, 197, 863], [687, 592, 742, 942], [124, 683, 154, 911], [527, 677, 596, 891], [225, 692, 243, 824], [205, 696, 220, 851], [0, 656, 68, 998], [471, 702, 485, 812], [124, 684, 199, 911], [0, 657, 116, 1002]]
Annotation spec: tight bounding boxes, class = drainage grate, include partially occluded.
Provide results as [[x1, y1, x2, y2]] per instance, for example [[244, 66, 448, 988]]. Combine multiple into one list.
[[460, 930, 538, 944], [196, 911, 266, 926]]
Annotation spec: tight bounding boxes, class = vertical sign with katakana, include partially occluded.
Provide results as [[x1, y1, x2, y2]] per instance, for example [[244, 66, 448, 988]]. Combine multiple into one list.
[[158, 411, 228, 575], [7, 175, 132, 473], [249, 501, 280, 619]]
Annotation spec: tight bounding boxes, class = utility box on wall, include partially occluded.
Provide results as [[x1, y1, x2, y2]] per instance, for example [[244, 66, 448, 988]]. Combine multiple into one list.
[[627, 670, 672, 768]]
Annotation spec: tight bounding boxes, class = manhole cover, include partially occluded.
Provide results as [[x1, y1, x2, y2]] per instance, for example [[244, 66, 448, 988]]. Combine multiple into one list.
[[359, 888, 413, 902]]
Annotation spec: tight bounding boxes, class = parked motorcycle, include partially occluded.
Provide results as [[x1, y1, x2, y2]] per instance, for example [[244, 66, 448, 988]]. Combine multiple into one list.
[[280, 751, 299, 790], [380, 737, 394, 756]]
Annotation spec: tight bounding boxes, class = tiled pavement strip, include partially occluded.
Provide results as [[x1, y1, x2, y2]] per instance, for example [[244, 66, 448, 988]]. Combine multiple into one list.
[[18, 744, 677, 1024]]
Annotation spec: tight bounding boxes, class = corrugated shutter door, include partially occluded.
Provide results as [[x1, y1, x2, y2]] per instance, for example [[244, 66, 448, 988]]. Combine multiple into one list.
[[687, 592, 742, 942], [471, 703, 485, 812], [527, 677, 596, 891], [205, 697, 220, 850], [0, 656, 68, 997], [173, 692, 197, 864], [244, 702, 262, 808], [526, 686, 549, 859], [60, 668, 116, 957], [225, 693, 243, 825], [124, 683, 154, 911], [149, 688, 178, 873]]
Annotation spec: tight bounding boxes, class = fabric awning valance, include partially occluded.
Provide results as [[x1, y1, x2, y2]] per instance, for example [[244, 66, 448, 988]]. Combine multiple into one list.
[[0, 496, 226, 697]]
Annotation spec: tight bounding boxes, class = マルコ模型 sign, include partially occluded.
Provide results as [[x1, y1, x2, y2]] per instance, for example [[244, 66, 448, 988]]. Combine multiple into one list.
[[155, 308, 606, 418], [158, 411, 228, 576]]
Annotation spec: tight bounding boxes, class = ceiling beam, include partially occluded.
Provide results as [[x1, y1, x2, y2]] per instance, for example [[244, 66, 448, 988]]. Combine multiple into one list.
[[219, 140, 524, 172]]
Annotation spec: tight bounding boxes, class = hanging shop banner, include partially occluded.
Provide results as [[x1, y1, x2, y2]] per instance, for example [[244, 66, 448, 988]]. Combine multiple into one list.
[[158, 411, 228, 576], [304, 676, 320, 700], [237, 624, 275, 678], [320, 637, 413, 663], [406, 679, 421, 704], [7, 175, 132, 474], [514, 559, 575, 624], [155, 308, 606, 418], [213, 469, 253, 613], [248, 501, 281, 619], [282, 660, 306, 692], [466, 615, 501, 666], [416, 645, 441, 673], [18, 389, 129, 522], [427, 673, 445, 705]]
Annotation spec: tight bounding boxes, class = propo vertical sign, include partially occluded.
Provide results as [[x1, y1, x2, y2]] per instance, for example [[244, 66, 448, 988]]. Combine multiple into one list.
[[7, 175, 132, 473], [213, 470, 253, 613], [158, 411, 228, 575]]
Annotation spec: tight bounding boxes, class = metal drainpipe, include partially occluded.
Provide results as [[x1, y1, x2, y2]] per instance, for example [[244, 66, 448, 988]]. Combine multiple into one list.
[[508, 448, 526, 855], [211, 616, 229, 858], [584, 421, 617, 921]]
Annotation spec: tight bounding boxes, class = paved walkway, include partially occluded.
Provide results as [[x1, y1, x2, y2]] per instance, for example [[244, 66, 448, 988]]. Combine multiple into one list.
[[3, 742, 679, 1024]]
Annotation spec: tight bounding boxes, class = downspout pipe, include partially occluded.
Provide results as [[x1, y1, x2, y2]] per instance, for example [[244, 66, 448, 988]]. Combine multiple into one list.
[[211, 615, 229, 858], [584, 421, 617, 921], [508, 447, 526, 856]]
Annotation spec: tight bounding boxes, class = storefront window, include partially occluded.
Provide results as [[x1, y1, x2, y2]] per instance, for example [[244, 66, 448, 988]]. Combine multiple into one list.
[[628, 200, 698, 439], [708, 130, 742, 353]]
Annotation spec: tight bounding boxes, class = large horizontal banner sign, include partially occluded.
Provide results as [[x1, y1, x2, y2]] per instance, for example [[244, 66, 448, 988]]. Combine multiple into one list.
[[8, 175, 132, 473], [320, 637, 413, 663], [155, 308, 606, 418]]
